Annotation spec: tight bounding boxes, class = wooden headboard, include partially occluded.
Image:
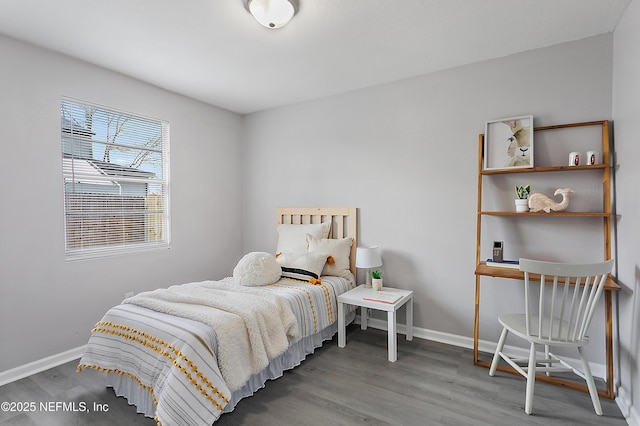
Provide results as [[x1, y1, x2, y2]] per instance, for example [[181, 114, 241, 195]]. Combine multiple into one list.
[[276, 207, 358, 277]]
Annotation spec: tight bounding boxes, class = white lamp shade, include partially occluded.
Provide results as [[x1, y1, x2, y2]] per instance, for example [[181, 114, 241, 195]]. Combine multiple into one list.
[[248, 0, 295, 29], [356, 246, 382, 269]]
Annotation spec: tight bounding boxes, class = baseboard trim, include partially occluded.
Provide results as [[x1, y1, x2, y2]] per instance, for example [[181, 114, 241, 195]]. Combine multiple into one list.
[[0, 345, 86, 387], [617, 386, 640, 426]]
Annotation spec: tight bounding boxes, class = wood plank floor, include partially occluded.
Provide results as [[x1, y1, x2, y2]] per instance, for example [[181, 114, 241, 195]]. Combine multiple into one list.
[[0, 326, 627, 425]]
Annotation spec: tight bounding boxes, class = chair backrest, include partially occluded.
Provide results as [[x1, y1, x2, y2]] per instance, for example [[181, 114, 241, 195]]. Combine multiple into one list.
[[518, 258, 614, 343]]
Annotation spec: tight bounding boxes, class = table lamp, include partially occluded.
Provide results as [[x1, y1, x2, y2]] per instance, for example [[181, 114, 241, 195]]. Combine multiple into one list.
[[356, 246, 382, 288]]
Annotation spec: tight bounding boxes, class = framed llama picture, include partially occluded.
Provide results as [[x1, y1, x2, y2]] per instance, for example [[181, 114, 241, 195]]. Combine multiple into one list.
[[484, 115, 534, 170]]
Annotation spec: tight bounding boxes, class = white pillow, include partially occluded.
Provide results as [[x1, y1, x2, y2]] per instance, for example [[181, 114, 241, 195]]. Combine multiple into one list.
[[276, 252, 328, 283], [276, 222, 331, 254], [233, 252, 282, 287], [306, 235, 353, 279]]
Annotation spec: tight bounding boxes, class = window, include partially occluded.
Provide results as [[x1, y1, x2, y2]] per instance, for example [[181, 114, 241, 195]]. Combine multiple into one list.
[[61, 98, 170, 260]]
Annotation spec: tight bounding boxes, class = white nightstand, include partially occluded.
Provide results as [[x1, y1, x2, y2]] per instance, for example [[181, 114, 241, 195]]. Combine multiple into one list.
[[337, 285, 413, 362]]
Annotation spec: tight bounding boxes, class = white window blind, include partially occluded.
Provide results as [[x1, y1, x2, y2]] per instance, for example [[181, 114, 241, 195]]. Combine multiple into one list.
[[61, 98, 170, 260]]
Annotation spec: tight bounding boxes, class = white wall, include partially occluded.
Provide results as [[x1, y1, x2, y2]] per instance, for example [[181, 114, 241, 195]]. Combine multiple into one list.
[[612, 0, 640, 422], [242, 35, 614, 363], [0, 35, 245, 373], [2, 24, 634, 415]]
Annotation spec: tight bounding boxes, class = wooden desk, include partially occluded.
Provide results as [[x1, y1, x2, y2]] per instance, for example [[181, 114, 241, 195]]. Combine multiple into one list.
[[473, 262, 620, 398]]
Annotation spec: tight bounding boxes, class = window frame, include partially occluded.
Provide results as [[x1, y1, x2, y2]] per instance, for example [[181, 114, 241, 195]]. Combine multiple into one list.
[[61, 97, 171, 260]]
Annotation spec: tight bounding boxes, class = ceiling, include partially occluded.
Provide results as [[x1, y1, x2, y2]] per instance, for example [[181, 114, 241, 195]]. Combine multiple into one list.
[[0, 0, 631, 114]]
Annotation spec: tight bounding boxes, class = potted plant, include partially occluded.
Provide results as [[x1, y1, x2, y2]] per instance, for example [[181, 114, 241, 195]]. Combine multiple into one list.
[[515, 184, 531, 212], [371, 270, 383, 291]]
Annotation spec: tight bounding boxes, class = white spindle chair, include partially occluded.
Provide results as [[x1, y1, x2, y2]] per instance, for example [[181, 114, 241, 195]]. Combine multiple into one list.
[[489, 258, 614, 415]]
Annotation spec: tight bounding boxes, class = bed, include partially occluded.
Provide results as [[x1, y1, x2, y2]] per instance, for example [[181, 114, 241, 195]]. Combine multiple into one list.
[[78, 207, 358, 426]]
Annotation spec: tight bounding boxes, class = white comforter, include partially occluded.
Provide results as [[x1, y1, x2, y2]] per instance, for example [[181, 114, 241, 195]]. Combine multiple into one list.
[[78, 276, 354, 426], [123, 280, 298, 392]]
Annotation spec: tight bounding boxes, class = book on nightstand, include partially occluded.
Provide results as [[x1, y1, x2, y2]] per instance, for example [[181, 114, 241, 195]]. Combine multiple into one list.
[[363, 291, 402, 304], [485, 259, 521, 269]]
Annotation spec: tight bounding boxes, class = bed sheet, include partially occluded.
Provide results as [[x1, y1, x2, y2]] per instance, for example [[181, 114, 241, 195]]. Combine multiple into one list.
[[78, 275, 355, 426]]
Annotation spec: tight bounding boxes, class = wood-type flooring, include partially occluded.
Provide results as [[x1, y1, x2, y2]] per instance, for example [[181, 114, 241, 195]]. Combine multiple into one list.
[[0, 325, 627, 425]]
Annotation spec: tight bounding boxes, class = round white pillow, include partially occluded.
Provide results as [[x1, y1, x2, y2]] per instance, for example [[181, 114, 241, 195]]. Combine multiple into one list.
[[233, 252, 282, 287]]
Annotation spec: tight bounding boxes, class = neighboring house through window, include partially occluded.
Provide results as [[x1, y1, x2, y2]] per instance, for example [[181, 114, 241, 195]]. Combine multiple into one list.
[[61, 98, 170, 260]]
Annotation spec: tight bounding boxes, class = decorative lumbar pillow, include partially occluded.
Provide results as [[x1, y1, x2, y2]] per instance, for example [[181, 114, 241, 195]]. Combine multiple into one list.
[[276, 222, 331, 254], [276, 252, 328, 283], [233, 252, 282, 287], [306, 235, 353, 279]]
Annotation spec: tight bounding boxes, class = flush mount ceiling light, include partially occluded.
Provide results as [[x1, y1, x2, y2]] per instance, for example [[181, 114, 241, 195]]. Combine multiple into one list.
[[245, 0, 297, 29]]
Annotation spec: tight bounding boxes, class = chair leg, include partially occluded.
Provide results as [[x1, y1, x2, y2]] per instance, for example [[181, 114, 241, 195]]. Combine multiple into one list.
[[525, 342, 537, 415], [577, 346, 603, 415], [489, 327, 508, 376], [544, 344, 551, 376]]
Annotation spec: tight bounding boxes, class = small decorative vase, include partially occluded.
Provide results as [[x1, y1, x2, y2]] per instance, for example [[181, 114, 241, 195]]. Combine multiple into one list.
[[515, 199, 529, 213], [372, 278, 383, 291]]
